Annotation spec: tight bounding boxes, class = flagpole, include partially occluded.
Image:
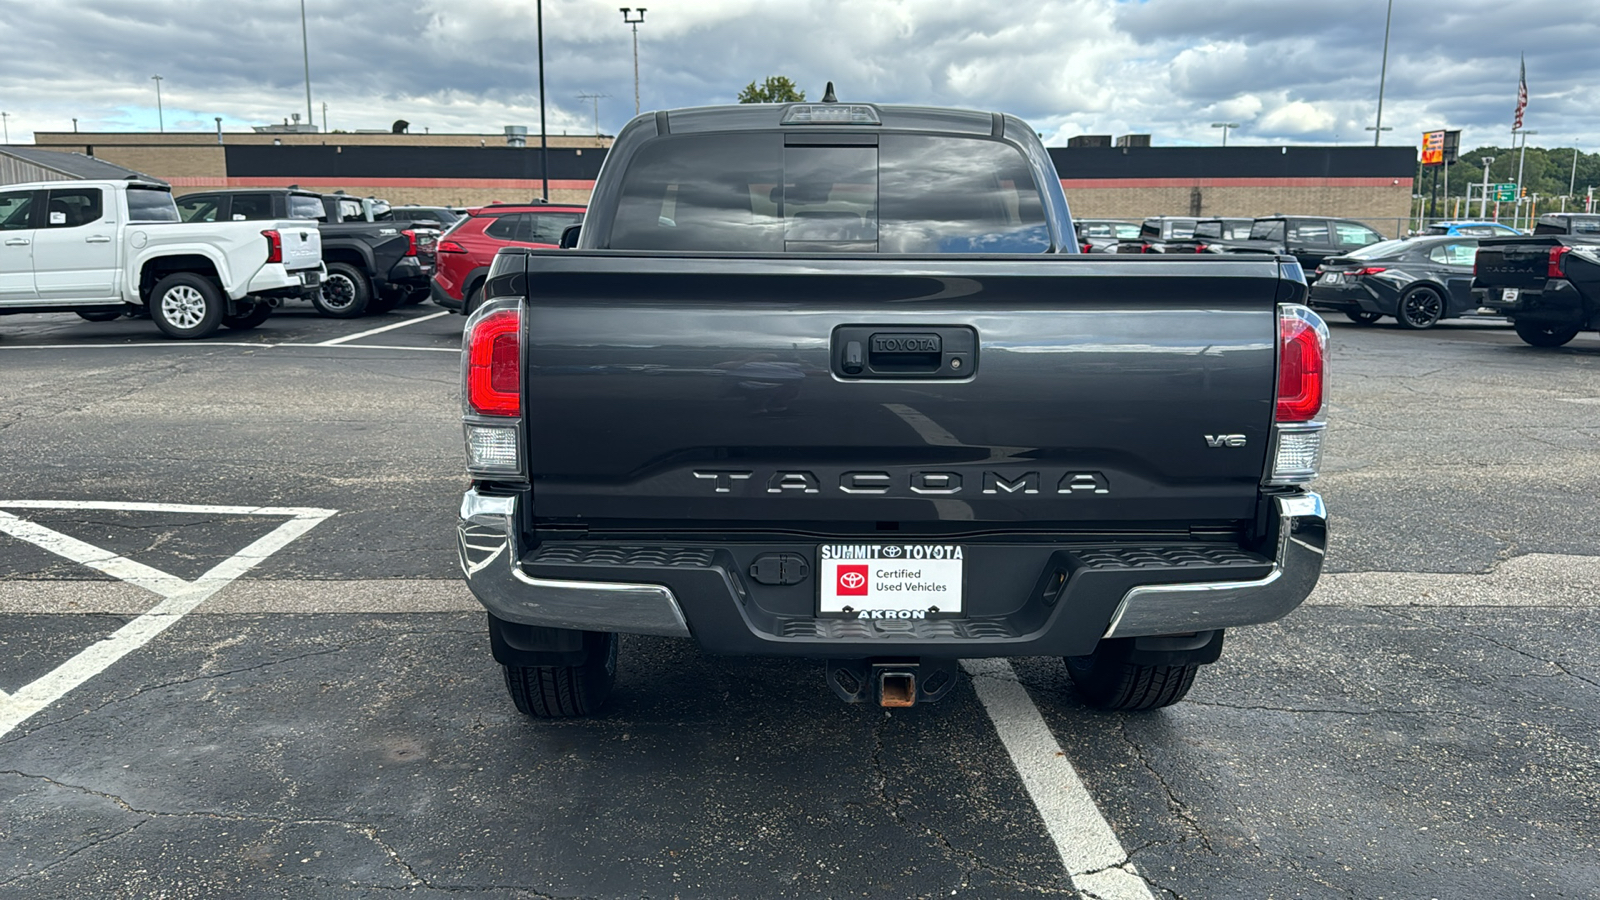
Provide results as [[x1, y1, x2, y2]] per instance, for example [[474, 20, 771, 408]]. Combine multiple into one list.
[[1512, 53, 1529, 229]]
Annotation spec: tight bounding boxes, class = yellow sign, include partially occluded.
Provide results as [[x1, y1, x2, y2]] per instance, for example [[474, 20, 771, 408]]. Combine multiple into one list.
[[1421, 130, 1445, 166]]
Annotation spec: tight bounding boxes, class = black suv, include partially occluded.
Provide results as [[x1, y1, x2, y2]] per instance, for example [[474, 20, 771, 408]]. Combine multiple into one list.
[[1248, 216, 1386, 271]]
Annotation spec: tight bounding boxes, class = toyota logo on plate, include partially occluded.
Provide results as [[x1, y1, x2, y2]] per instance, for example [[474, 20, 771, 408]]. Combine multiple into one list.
[[840, 571, 866, 589], [883, 546, 903, 557]]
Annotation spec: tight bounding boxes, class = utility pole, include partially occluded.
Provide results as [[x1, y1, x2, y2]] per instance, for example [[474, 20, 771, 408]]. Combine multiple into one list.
[[300, 0, 315, 129], [1480, 156, 1494, 219], [1372, 0, 1394, 145], [151, 75, 165, 132], [621, 8, 646, 117], [537, 0, 549, 201], [577, 92, 610, 136]]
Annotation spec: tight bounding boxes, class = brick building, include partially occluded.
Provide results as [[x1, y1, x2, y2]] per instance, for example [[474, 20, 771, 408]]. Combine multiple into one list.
[[27, 130, 1416, 234]]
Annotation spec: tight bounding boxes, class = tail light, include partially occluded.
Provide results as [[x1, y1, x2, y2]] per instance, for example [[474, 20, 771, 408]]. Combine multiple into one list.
[[438, 239, 467, 254], [466, 307, 521, 416], [1268, 304, 1329, 486], [463, 306, 522, 475], [1548, 245, 1572, 278], [1142, 242, 1154, 253], [1080, 242, 1092, 253], [1277, 305, 1326, 422], [1195, 244, 1209, 253], [1354, 266, 1388, 276], [402, 228, 418, 257], [261, 229, 282, 264]]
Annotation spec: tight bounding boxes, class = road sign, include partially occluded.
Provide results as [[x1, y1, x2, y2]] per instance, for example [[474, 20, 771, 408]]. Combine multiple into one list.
[[1494, 183, 1517, 202]]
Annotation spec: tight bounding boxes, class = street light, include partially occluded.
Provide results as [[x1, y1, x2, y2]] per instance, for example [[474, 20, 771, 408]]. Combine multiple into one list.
[[1480, 156, 1495, 218], [300, 0, 314, 130], [620, 8, 646, 117], [1210, 122, 1239, 146], [537, 0, 549, 201], [1372, 0, 1394, 146], [151, 74, 165, 133], [1365, 125, 1392, 143], [1, 112, 9, 144]]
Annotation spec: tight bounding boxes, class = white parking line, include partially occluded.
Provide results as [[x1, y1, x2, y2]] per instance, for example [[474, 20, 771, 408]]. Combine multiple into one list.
[[314, 310, 450, 346], [0, 501, 336, 738], [962, 659, 1157, 900], [0, 340, 458, 353]]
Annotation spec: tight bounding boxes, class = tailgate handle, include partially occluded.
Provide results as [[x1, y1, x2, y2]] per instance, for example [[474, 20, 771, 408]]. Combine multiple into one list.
[[832, 325, 976, 379]]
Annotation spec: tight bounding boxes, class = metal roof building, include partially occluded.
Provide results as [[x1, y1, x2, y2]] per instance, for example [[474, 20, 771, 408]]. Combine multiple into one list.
[[0, 147, 163, 186]]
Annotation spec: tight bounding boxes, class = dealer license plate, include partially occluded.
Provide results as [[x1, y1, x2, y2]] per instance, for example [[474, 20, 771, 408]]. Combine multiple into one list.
[[1320, 273, 1342, 284], [817, 544, 964, 618], [1502, 288, 1520, 302]]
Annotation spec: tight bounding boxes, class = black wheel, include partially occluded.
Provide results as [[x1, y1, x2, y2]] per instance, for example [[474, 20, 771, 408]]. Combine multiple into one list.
[[148, 272, 224, 339], [463, 281, 485, 317], [1065, 639, 1198, 711], [1513, 319, 1582, 348], [402, 288, 430, 306], [76, 308, 125, 322], [1396, 286, 1445, 330], [502, 631, 618, 718], [1346, 310, 1383, 326], [221, 300, 273, 330], [312, 262, 371, 318]]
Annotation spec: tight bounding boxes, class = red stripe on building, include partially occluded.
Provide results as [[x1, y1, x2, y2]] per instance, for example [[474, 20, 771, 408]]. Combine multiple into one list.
[[1058, 177, 1411, 189]]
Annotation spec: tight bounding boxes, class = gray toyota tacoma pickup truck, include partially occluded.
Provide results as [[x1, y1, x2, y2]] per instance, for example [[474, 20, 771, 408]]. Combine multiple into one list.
[[456, 97, 1330, 716]]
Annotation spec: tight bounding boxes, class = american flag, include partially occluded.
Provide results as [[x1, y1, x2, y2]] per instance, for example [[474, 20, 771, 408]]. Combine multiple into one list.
[[1514, 55, 1528, 130]]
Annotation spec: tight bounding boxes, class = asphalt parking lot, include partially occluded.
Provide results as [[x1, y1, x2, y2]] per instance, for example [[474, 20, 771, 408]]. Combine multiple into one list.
[[2, 306, 1599, 899]]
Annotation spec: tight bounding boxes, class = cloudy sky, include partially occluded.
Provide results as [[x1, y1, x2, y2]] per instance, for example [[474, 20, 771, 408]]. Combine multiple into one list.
[[2, 0, 1596, 150]]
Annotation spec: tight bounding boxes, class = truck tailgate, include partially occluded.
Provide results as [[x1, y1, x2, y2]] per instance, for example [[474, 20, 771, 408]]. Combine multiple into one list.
[[273, 220, 322, 272], [518, 253, 1285, 530]]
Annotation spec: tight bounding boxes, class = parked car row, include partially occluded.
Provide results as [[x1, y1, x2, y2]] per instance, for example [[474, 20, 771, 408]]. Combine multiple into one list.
[[176, 187, 439, 318], [0, 178, 323, 338], [1308, 213, 1600, 340]]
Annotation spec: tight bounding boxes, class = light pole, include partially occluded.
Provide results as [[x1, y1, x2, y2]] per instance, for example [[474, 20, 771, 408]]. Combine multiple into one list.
[[300, 0, 315, 130], [1210, 122, 1239, 146], [151, 75, 165, 132], [620, 8, 646, 117], [1372, 0, 1394, 146], [1, 112, 9, 144], [1365, 125, 1392, 144], [1480, 156, 1494, 218], [1569, 142, 1581, 207], [537, 0, 549, 201], [1514, 129, 1537, 229]]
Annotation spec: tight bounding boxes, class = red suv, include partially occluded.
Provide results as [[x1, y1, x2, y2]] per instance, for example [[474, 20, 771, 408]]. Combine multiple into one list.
[[431, 202, 585, 314]]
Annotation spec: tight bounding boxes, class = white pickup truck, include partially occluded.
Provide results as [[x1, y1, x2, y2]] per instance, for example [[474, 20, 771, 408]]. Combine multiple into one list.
[[0, 179, 324, 339]]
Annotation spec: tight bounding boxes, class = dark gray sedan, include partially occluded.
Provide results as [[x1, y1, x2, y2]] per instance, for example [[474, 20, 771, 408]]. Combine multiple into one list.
[[1308, 236, 1488, 330]]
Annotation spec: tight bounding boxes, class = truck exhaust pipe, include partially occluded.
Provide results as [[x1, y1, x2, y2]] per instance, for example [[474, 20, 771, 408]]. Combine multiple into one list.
[[826, 658, 958, 707]]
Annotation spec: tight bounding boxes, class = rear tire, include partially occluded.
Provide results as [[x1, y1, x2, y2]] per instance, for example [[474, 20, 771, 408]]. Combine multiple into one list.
[[502, 631, 619, 718], [1346, 310, 1382, 325], [148, 273, 224, 339], [463, 282, 484, 317], [221, 300, 273, 330], [313, 262, 371, 318], [1065, 639, 1198, 711], [1396, 285, 1445, 330], [1513, 319, 1582, 348], [402, 288, 430, 306]]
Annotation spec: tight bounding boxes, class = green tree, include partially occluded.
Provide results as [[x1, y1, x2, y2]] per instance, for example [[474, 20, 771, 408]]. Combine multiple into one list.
[[738, 76, 806, 104]]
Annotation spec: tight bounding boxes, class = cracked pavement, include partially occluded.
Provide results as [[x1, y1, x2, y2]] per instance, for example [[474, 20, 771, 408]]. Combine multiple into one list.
[[1, 312, 1599, 897]]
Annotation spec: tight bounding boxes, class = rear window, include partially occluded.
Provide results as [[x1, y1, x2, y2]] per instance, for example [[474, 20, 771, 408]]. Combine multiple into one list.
[[608, 132, 1049, 253], [289, 195, 324, 220], [126, 187, 180, 223], [1344, 239, 1409, 260]]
